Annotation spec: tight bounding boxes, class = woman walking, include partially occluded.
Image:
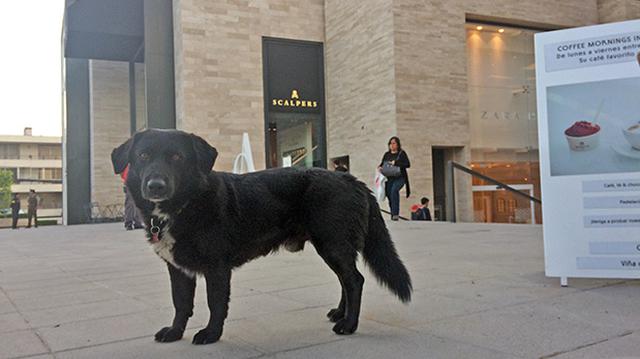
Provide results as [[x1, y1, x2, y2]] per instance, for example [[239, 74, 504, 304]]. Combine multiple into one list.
[[378, 136, 411, 221]]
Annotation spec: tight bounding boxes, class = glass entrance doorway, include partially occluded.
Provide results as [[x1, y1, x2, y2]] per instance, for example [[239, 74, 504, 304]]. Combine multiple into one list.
[[473, 184, 535, 224], [466, 22, 543, 224], [262, 37, 326, 169], [431, 148, 449, 221], [267, 113, 324, 168]]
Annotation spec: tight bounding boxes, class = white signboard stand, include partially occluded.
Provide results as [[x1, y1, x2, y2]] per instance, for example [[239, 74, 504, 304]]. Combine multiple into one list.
[[232, 132, 256, 174], [535, 20, 640, 286]]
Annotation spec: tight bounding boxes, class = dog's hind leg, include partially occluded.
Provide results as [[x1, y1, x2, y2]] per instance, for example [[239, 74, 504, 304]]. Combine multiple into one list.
[[155, 263, 196, 343], [192, 264, 232, 345], [313, 241, 364, 335]]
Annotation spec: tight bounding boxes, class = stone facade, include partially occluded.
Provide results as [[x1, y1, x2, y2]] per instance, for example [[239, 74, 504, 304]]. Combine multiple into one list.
[[598, 0, 640, 23], [393, 0, 600, 220], [325, 0, 603, 220], [325, 0, 397, 183], [90, 60, 130, 208], [88, 0, 636, 223], [173, 0, 325, 171]]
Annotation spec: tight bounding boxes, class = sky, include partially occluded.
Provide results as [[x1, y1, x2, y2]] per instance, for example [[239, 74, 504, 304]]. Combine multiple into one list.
[[0, 1, 65, 137]]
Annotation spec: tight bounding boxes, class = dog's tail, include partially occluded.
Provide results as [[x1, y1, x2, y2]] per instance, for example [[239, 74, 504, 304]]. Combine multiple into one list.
[[362, 196, 412, 303]]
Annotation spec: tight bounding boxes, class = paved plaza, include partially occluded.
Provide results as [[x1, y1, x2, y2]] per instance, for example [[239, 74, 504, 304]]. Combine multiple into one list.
[[1, 221, 639, 359]]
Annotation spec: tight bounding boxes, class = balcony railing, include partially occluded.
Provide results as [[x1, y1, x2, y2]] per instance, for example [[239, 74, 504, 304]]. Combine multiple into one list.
[[16, 178, 62, 184]]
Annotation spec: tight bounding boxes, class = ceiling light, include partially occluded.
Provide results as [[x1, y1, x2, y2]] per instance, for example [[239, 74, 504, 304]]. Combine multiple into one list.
[[498, 28, 505, 33], [476, 26, 483, 31]]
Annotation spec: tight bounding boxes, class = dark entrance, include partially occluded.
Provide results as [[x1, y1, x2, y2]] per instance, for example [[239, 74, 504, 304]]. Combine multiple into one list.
[[431, 147, 453, 221], [262, 37, 326, 168]]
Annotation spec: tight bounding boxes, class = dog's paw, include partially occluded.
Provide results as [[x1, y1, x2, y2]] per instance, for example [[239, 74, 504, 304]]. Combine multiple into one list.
[[154, 326, 184, 342], [332, 319, 358, 335], [192, 327, 221, 345], [327, 308, 345, 323]]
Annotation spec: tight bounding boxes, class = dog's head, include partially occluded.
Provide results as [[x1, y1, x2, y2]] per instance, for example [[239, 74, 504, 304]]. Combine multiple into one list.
[[111, 129, 218, 203]]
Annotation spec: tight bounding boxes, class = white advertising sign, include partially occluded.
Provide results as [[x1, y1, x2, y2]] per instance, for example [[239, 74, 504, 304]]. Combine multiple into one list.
[[535, 20, 640, 284]]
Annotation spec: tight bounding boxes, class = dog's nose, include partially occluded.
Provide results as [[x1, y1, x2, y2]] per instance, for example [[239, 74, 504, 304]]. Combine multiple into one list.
[[146, 178, 167, 196]]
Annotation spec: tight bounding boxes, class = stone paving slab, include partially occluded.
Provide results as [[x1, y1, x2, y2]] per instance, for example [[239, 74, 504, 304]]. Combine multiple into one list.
[[266, 322, 518, 359], [0, 330, 50, 359], [414, 299, 627, 358], [54, 335, 261, 359], [1, 222, 640, 358], [553, 331, 640, 359]]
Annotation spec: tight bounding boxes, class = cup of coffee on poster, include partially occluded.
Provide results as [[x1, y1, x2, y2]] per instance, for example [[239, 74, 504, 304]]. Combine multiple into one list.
[[623, 122, 640, 150]]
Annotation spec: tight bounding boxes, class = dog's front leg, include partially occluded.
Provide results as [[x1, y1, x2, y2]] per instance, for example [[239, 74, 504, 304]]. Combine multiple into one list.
[[155, 263, 196, 342], [192, 263, 231, 345]]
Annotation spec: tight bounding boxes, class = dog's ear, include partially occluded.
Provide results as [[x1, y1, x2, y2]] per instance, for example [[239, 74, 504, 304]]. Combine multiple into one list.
[[111, 134, 138, 174], [190, 134, 218, 173]]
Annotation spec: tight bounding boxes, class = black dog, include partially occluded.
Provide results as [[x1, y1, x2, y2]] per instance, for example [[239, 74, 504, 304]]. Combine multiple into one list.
[[111, 129, 412, 345]]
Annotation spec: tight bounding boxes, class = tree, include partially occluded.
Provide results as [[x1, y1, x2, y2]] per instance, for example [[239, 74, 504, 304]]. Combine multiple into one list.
[[0, 169, 13, 209]]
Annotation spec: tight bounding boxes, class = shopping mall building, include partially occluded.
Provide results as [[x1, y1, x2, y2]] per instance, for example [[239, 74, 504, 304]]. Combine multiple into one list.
[[62, 0, 640, 224]]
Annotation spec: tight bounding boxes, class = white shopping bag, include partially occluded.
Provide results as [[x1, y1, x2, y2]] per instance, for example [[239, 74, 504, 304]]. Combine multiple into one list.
[[374, 171, 387, 202]]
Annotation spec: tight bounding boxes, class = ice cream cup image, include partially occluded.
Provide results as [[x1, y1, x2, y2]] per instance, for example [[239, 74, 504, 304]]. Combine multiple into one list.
[[623, 123, 640, 150], [564, 121, 600, 151]]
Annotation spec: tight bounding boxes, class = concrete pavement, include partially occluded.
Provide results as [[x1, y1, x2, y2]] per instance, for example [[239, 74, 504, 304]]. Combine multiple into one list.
[[0, 221, 638, 359]]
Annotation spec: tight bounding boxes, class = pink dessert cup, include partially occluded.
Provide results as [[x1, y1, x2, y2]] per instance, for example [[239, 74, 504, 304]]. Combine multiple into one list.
[[565, 131, 599, 151]]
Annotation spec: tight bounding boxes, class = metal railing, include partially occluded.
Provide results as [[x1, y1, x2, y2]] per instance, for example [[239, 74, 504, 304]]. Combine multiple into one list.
[[83, 202, 124, 223], [379, 208, 410, 221], [446, 161, 541, 223]]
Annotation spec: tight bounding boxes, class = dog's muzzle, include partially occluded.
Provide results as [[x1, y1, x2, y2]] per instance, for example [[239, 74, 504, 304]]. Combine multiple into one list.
[[145, 178, 170, 201]]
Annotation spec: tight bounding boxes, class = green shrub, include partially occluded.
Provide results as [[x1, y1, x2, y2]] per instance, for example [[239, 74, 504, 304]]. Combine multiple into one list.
[[0, 170, 12, 209]]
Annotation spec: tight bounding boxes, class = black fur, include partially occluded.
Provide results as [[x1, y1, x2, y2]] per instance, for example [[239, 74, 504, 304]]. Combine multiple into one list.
[[111, 128, 412, 345]]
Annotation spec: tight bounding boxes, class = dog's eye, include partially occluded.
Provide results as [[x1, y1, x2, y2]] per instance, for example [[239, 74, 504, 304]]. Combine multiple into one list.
[[171, 153, 183, 161], [139, 153, 150, 161]]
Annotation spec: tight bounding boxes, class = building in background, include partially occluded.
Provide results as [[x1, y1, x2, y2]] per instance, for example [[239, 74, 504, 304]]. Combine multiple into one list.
[[61, 0, 640, 225], [0, 127, 62, 220]]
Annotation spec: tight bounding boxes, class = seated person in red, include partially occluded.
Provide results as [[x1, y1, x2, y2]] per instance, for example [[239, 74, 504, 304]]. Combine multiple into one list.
[[411, 197, 432, 221]]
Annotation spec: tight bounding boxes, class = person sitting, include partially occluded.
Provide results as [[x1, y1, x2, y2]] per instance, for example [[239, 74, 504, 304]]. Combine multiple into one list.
[[411, 197, 432, 221]]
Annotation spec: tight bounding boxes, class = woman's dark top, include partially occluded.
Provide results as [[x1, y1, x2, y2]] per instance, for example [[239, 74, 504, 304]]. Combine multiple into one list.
[[379, 150, 411, 197]]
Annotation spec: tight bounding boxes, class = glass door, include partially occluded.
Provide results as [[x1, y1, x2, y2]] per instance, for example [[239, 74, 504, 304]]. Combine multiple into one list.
[[267, 112, 324, 168], [466, 22, 543, 224], [473, 184, 535, 224]]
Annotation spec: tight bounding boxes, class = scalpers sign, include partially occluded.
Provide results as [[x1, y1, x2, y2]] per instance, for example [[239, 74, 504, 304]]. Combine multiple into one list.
[[272, 89, 318, 109]]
